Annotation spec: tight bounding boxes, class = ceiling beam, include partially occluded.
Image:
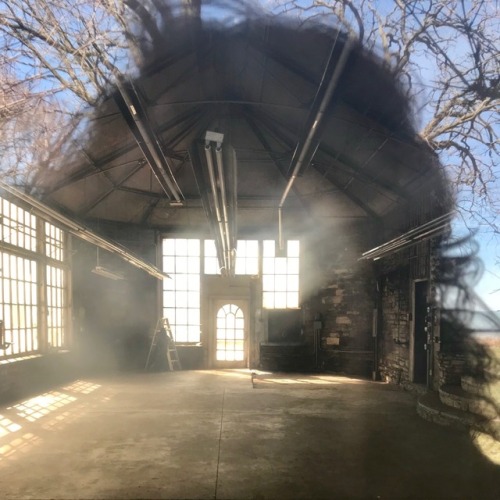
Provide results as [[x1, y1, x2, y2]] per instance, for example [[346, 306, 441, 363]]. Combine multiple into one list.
[[314, 144, 406, 201], [243, 109, 310, 216], [78, 163, 144, 217], [44, 107, 199, 197], [140, 198, 161, 226]]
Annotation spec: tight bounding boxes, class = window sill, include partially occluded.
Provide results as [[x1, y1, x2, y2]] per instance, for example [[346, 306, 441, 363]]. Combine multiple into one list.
[[0, 354, 43, 365], [0, 350, 70, 365]]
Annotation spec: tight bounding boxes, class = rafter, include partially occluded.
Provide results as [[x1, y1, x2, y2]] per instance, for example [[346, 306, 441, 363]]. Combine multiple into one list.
[[313, 163, 380, 220], [243, 109, 311, 215], [78, 163, 144, 217], [44, 106, 201, 196]]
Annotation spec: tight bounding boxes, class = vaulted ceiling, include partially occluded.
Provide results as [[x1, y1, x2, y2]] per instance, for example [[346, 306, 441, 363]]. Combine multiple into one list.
[[37, 17, 443, 244]]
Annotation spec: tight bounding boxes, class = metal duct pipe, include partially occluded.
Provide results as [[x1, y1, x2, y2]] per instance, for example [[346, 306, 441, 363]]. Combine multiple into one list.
[[115, 80, 183, 203], [204, 143, 228, 271], [360, 212, 453, 261], [278, 206, 284, 252], [229, 148, 238, 268], [278, 36, 353, 248], [215, 145, 232, 271]]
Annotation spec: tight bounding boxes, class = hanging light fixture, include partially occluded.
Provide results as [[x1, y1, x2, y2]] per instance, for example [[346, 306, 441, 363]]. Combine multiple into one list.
[[91, 266, 125, 280], [204, 130, 237, 275], [91, 248, 125, 280]]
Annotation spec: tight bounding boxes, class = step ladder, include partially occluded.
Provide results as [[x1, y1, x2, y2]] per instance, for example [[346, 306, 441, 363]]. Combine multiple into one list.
[[163, 318, 182, 371], [145, 317, 182, 371]]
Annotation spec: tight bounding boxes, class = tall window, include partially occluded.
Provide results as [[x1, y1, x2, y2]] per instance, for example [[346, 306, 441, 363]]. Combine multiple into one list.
[[0, 252, 38, 356], [204, 240, 259, 275], [1, 198, 68, 359], [262, 240, 300, 309], [162, 239, 201, 343]]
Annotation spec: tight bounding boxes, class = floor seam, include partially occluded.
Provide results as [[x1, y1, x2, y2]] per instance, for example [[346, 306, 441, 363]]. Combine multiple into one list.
[[214, 388, 225, 500]]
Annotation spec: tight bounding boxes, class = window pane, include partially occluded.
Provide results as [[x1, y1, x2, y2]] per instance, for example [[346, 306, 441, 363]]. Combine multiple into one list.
[[205, 240, 217, 257], [287, 275, 299, 291], [175, 239, 188, 255], [175, 274, 188, 290], [187, 256, 200, 273], [263, 292, 274, 309], [163, 291, 175, 306], [262, 258, 274, 274], [163, 256, 175, 273], [288, 240, 300, 257], [246, 257, 258, 275], [274, 293, 287, 309], [275, 275, 287, 291], [205, 258, 219, 274], [275, 258, 287, 274], [176, 308, 188, 325], [288, 258, 299, 275], [263, 240, 275, 257], [176, 258, 188, 274], [188, 274, 200, 291], [287, 292, 299, 309], [176, 292, 188, 308], [263, 275, 275, 292], [187, 309, 200, 326], [163, 239, 175, 255], [188, 292, 200, 309], [187, 239, 200, 256]]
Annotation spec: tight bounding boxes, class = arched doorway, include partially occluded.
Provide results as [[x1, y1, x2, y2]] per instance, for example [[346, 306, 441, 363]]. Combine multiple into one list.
[[215, 303, 246, 367]]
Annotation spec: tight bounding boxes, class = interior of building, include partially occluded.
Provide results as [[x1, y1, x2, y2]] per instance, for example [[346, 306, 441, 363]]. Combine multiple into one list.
[[1, 7, 499, 499]]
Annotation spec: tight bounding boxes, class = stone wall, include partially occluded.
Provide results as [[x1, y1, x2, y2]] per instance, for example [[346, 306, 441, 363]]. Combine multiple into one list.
[[300, 223, 376, 376], [378, 263, 411, 384], [437, 352, 467, 386]]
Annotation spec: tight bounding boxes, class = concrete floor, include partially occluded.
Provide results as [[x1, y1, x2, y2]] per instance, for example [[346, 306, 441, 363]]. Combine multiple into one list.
[[0, 370, 499, 499]]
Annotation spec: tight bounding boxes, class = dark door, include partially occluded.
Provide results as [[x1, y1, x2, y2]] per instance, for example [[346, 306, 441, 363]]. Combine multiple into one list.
[[414, 281, 428, 384]]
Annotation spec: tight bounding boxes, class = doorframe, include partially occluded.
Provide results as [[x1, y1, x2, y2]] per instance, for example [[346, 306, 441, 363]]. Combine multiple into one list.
[[410, 279, 429, 384], [208, 297, 249, 369]]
